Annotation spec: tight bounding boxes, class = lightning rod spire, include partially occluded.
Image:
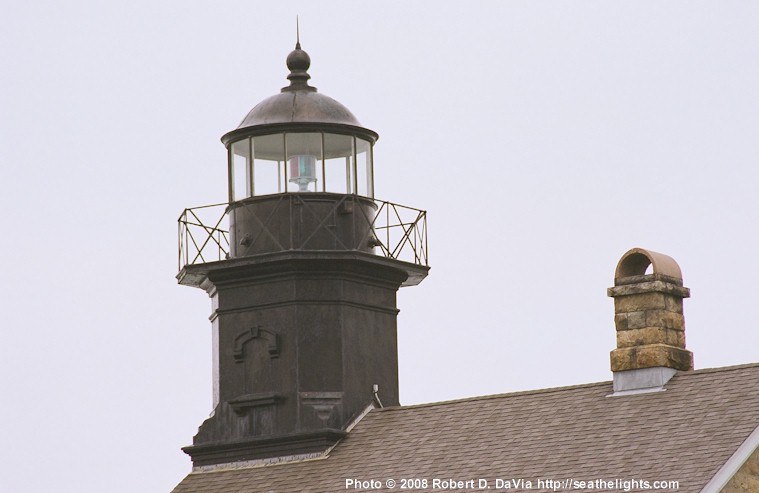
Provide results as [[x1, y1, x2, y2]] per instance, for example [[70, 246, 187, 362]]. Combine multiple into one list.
[[296, 16, 301, 49]]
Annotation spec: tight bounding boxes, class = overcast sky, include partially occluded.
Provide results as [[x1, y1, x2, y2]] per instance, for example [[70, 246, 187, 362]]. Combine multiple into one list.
[[2, 1, 758, 491]]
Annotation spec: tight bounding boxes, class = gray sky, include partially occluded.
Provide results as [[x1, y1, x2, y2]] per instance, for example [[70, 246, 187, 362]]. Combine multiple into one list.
[[2, 1, 758, 491]]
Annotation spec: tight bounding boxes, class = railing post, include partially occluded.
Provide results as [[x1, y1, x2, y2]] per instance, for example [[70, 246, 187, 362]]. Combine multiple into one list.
[[386, 201, 390, 257], [178, 214, 182, 272], [423, 213, 428, 265]]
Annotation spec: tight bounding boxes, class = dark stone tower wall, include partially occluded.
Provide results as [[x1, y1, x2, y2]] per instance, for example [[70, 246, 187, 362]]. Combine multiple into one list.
[[182, 255, 408, 466]]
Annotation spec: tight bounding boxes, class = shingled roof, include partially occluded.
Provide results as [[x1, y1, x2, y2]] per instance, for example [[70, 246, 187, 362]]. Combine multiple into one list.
[[171, 363, 759, 493]]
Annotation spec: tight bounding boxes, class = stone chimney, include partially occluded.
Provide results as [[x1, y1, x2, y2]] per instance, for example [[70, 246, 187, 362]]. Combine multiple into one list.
[[608, 248, 693, 394]]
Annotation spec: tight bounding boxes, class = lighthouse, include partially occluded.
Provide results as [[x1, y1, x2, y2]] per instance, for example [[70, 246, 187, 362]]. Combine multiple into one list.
[[176, 41, 429, 467]]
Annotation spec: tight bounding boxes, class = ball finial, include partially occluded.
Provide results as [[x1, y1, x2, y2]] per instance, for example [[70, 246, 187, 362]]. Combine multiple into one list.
[[282, 19, 315, 92], [286, 46, 311, 72]]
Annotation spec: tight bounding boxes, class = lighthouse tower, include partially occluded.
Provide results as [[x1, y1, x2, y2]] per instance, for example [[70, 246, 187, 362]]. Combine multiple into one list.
[[176, 41, 429, 467]]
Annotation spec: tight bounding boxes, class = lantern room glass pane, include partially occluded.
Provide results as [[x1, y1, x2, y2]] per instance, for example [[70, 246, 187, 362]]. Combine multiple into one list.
[[252, 134, 285, 195], [323, 133, 354, 194], [356, 138, 373, 198], [231, 139, 251, 201], [230, 132, 373, 198], [285, 133, 322, 192]]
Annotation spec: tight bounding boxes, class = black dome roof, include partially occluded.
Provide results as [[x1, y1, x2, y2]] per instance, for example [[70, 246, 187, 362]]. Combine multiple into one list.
[[236, 90, 362, 128], [222, 43, 376, 145]]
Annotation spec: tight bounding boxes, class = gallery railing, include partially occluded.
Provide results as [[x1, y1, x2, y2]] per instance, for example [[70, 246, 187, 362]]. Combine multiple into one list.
[[178, 202, 231, 269], [178, 196, 428, 271]]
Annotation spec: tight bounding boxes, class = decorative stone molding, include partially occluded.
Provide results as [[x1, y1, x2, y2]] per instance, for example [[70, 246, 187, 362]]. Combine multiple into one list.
[[300, 392, 343, 422], [233, 325, 280, 362], [228, 392, 284, 416]]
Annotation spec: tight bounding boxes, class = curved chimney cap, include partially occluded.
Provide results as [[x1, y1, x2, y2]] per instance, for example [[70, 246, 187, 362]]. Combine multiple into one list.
[[614, 247, 683, 281], [221, 42, 377, 146]]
